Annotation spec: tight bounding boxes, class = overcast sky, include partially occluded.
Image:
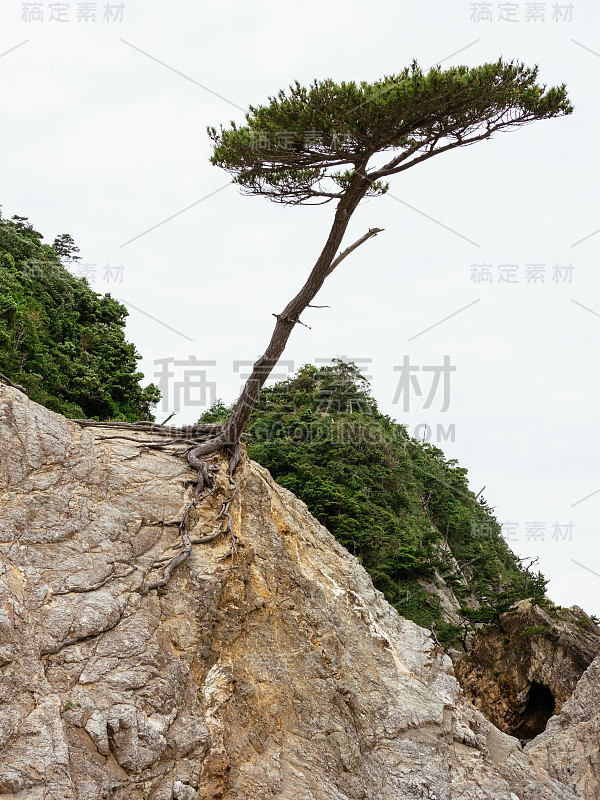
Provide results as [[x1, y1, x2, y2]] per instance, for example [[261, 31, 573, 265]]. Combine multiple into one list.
[[2, 0, 599, 616]]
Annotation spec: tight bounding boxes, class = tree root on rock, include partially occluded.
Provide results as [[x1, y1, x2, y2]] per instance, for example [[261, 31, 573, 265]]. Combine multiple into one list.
[[140, 465, 241, 594], [72, 419, 244, 594]]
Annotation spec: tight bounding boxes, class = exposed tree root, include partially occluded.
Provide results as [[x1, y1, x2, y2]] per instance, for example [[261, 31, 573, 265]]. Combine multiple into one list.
[[0, 373, 27, 394], [141, 528, 193, 595], [41, 611, 124, 656], [215, 475, 241, 567], [74, 418, 244, 594], [73, 419, 223, 438], [140, 464, 241, 593], [52, 565, 137, 596]]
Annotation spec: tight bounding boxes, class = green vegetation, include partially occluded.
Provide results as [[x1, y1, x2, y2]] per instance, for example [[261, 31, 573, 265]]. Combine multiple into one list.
[[0, 211, 159, 420], [209, 60, 571, 204], [576, 615, 592, 633], [201, 360, 548, 643], [521, 625, 548, 637]]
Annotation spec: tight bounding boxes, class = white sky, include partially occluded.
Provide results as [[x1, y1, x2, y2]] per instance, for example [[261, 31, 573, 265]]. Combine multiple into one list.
[[2, 0, 599, 616]]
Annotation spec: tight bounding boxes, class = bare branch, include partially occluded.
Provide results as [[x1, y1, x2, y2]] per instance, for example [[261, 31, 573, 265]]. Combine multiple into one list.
[[272, 312, 311, 329], [327, 227, 384, 276]]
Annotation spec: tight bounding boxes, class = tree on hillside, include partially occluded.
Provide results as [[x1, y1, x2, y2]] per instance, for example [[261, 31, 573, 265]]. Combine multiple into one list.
[[186, 59, 571, 485], [52, 233, 81, 263], [71, 59, 571, 595]]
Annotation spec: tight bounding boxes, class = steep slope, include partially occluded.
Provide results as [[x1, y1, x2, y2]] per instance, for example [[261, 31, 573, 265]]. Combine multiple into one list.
[[0, 383, 581, 799]]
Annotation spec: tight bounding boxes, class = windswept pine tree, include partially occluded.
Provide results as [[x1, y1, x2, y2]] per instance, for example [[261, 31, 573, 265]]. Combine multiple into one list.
[[31, 61, 572, 599], [186, 59, 572, 484]]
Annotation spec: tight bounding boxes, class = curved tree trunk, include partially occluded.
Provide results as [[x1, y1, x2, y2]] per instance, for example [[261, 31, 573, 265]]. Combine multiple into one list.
[[222, 184, 366, 445], [187, 170, 380, 479], [75, 172, 380, 590]]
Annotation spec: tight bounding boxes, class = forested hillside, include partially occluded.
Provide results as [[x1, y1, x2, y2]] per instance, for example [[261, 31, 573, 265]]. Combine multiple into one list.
[[201, 360, 548, 646], [0, 211, 159, 420]]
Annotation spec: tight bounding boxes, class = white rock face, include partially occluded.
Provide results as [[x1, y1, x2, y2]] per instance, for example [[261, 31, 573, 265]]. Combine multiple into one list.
[[526, 654, 600, 799], [0, 385, 583, 799]]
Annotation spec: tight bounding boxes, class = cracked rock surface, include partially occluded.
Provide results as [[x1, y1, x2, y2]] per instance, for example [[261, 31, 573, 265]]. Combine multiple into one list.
[[0, 385, 583, 799]]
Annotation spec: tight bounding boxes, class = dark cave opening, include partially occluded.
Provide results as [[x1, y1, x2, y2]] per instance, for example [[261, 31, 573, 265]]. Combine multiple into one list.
[[516, 681, 556, 742]]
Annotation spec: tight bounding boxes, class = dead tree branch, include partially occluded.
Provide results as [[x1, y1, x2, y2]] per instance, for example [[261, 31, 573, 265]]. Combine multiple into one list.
[[326, 227, 384, 275]]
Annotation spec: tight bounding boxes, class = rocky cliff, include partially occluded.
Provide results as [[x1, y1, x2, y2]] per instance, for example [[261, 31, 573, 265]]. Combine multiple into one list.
[[454, 600, 600, 742], [0, 384, 586, 799]]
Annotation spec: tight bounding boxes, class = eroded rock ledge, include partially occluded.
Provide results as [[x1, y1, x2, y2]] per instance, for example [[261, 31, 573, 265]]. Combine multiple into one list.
[[0, 385, 583, 799]]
